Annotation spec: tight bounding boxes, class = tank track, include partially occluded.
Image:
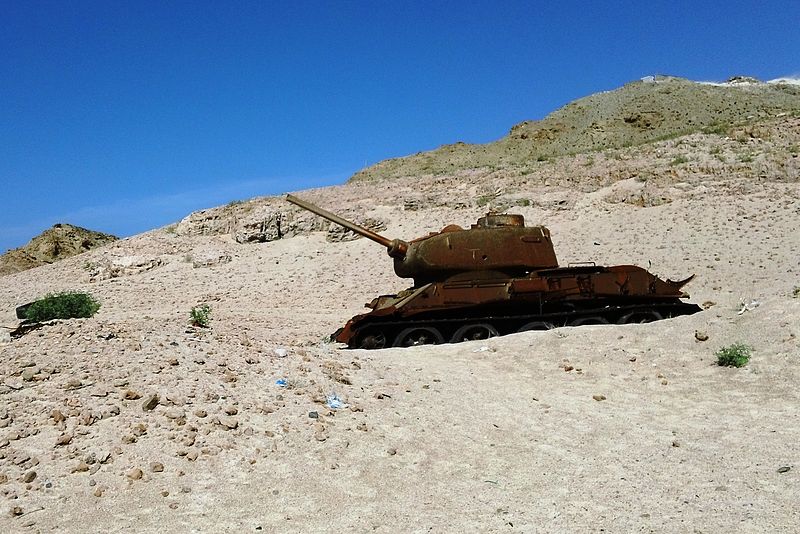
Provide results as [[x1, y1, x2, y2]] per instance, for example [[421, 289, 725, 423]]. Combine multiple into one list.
[[341, 300, 702, 349]]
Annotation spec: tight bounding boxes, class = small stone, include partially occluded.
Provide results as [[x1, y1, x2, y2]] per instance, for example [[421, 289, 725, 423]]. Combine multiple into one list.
[[72, 461, 89, 473], [0, 474, 8, 484], [126, 467, 143, 480], [122, 434, 137, 444], [150, 462, 164, 473], [777, 466, 791, 473], [51, 409, 65, 423], [10, 505, 23, 516], [694, 331, 709, 342], [65, 377, 82, 389], [131, 423, 148, 437], [21, 471, 36, 483], [161, 490, 169, 497], [387, 448, 397, 456], [55, 433, 73, 446], [308, 411, 319, 419], [592, 395, 606, 402], [122, 390, 141, 400], [165, 407, 185, 420], [194, 409, 208, 418], [169, 502, 179, 509], [563, 365, 574, 372], [93, 486, 105, 497], [224, 406, 238, 416], [142, 394, 160, 411], [21, 368, 36, 381], [217, 416, 238, 430], [672, 441, 680, 448], [112, 378, 129, 387], [167, 358, 179, 366], [186, 449, 199, 462]]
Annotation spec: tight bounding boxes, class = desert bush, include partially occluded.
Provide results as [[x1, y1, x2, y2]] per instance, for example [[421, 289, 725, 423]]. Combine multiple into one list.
[[24, 291, 101, 322], [715, 343, 752, 368], [190, 304, 212, 328]]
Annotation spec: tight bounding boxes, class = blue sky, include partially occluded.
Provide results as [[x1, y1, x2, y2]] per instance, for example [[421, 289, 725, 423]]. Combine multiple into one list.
[[2, 1, 798, 252]]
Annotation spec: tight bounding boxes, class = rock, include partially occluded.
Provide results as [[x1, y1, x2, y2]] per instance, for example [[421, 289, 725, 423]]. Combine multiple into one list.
[[112, 379, 129, 388], [694, 331, 709, 342], [387, 448, 398, 456], [164, 407, 185, 420], [592, 395, 607, 402], [194, 409, 208, 418], [150, 462, 164, 473], [10, 505, 23, 516], [224, 406, 238, 416], [186, 449, 199, 461], [21, 471, 36, 483], [122, 389, 141, 400], [168, 358, 179, 366], [131, 423, 148, 437], [21, 368, 36, 381], [65, 377, 82, 389], [55, 433, 73, 446], [94, 485, 106, 497], [71, 461, 89, 473], [0, 474, 7, 484], [126, 467, 143, 480], [142, 394, 160, 411], [308, 411, 319, 419], [777, 466, 791, 473], [217, 416, 238, 430]]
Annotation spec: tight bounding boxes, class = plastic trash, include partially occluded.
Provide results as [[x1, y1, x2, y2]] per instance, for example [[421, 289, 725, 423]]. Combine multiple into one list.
[[275, 378, 287, 387], [273, 348, 288, 358], [326, 393, 348, 410]]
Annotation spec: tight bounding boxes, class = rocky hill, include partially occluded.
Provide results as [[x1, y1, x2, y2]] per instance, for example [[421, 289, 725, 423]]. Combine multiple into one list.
[[350, 76, 800, 182], [0, 224, 117, 276]]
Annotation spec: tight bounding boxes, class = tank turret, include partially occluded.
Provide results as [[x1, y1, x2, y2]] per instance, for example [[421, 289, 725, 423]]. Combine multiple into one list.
[[286, 194, 558, 285]]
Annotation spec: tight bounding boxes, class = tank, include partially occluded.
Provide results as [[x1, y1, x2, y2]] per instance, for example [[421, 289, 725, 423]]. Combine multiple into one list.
[[286, 194, 702, 349]]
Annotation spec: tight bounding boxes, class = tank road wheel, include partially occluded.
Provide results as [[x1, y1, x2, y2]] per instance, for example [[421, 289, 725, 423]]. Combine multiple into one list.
[[616, 310, 663, 325], [450, 323, 499, 343], [354, 328, 388, 350], [569, 316, 610, 327], [393, 326, 445, 348], [516, 321, 555, 333]]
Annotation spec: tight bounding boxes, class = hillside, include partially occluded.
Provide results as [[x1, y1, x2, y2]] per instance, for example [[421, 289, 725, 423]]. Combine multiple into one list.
[[1, 83, 799, 532], [350, 76, 800, 182], [0, 224, 117, 276]]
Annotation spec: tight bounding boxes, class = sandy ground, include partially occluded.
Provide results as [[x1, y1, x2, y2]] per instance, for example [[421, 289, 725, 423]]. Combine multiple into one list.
[[1, 153, 799, 532]]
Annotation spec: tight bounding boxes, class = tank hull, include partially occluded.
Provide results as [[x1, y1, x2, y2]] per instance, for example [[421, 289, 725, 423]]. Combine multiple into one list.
[[334, 264, 702, 349]]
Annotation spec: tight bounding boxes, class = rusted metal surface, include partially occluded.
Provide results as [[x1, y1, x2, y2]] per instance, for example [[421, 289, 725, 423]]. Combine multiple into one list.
[[287, 195, 702, 349]]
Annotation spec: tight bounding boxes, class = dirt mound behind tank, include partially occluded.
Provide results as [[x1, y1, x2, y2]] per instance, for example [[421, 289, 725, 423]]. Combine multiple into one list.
[[0, 223, 117, 276]]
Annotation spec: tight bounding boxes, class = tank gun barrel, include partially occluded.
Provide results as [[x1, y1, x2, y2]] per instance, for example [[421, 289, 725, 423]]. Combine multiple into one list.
[[286, 194, 408, 258]]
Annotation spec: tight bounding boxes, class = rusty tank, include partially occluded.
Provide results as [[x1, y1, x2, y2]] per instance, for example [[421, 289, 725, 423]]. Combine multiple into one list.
[[286, 194, 702, 349]]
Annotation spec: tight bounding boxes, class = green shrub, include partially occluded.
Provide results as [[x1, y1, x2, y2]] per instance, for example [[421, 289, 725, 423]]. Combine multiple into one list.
[[715, 343, 752, 368], [190, 304, 212, 328], [669, 155, 689, 166], [24, 291, 101, 322]]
